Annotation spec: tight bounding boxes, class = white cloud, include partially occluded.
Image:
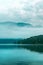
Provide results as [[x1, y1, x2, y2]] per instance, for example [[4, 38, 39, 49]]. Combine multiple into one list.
[[0, 0, 43, 27], [0, 0, 43, 39]]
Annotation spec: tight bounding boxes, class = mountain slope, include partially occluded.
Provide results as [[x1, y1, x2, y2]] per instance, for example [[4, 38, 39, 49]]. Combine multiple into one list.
[[18, 35, 43, 53], [19, 35, 43, 44]]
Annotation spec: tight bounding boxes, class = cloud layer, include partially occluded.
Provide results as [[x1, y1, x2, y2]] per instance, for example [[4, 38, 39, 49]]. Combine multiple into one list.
[[0, 0, 43, 38], [0, 0, 43, 26]]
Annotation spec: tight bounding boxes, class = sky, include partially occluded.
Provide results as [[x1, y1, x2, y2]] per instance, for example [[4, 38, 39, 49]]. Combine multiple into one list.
[[0, 0, 43, 25], [0, 0, 43, 38]]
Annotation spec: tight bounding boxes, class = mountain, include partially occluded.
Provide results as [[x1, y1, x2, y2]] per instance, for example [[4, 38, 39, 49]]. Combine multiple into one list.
[[0, 38, 21, 43], [18, 35, 43, 53], [19, 35, 43, 44]]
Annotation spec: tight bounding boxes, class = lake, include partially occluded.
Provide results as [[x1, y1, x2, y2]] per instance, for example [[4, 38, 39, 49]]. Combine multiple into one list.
[[0, 44, 43, 65]]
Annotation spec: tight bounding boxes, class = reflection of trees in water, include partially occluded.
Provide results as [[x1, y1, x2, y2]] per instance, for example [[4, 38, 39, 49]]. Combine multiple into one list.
[[14, 62, 31, 65], [14, 62, 43, 65], [19, 45, 43, 53]]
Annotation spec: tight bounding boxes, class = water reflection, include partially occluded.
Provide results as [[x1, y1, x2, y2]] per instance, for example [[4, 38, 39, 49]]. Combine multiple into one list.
[[0, 44, 43, 65]]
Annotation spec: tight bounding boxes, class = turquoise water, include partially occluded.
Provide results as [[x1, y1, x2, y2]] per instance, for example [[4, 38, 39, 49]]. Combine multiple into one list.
[[0, 44, 43, 65]]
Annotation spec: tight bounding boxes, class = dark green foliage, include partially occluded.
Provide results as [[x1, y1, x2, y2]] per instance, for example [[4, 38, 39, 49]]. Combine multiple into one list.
[[19, 35, 43, 44], [19, 35, 43, 53]]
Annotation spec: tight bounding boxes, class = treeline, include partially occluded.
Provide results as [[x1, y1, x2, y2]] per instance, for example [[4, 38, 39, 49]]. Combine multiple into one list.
[[18, 35, 43, 53], [18, 35, 43, 44]]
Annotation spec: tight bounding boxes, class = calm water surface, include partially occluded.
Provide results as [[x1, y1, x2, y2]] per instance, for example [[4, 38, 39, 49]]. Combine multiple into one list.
[[0, 44, 43, 65]]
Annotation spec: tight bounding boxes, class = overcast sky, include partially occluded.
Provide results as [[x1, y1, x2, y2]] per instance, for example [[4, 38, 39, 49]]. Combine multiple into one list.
[[0, 0, 43, 26], [0, 0, 43, 38]]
